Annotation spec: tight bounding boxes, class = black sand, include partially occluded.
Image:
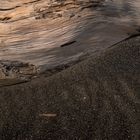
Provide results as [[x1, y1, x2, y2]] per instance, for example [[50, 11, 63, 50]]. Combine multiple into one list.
[[0, 36, 139, 140]]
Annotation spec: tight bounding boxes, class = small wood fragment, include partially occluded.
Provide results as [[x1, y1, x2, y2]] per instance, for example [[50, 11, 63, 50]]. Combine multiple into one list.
[[39, 113, 57, 117]]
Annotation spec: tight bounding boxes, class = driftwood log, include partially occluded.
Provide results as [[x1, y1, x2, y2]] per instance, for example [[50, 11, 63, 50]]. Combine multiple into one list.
[[0, 0, 139, 68]]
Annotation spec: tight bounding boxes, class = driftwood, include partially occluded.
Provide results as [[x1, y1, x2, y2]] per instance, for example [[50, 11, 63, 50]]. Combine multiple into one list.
[[0, 0, 139, 70]]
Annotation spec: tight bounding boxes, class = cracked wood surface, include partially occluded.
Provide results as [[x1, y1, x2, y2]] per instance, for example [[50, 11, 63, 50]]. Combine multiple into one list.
[[0, 0, 140, 71]]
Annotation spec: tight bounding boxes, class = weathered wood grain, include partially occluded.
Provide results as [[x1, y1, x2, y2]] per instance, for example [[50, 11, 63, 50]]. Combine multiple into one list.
[[0, 0, 140, 71], [0, 0, 140, 83]]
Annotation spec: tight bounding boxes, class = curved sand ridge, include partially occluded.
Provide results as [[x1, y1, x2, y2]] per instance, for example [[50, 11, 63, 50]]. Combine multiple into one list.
[[0, 35, 139, 139]]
